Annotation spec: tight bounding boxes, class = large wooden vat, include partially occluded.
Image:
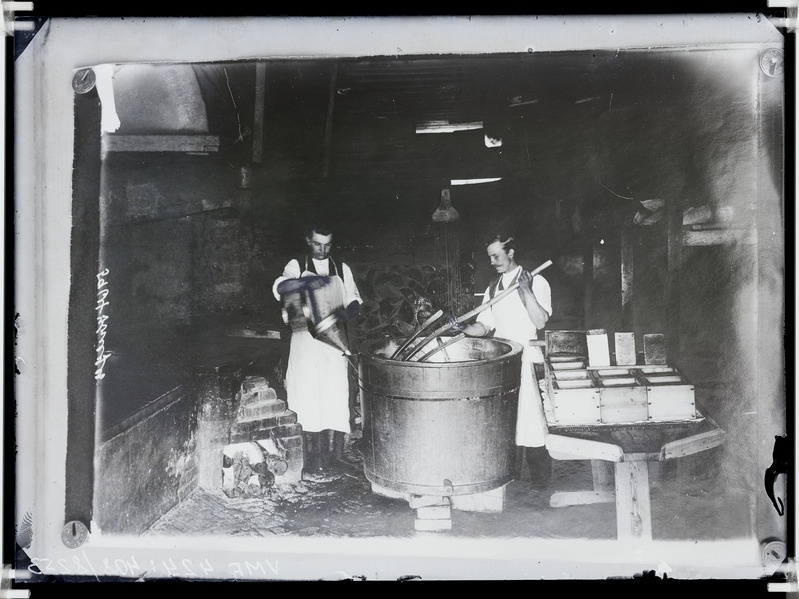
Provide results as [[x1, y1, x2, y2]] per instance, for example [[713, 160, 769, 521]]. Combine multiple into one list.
[[358, 336, 523, 496]]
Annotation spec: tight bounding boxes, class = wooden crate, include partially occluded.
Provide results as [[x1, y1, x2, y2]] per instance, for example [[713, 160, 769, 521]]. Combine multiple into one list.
[[637, 369, 696, 421]]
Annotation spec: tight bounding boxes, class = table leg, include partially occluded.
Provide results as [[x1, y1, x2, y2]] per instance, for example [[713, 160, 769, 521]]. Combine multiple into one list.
[[549, 459, 616, 508], [614, 460, 652, 540], [592, 460, 615, 492]]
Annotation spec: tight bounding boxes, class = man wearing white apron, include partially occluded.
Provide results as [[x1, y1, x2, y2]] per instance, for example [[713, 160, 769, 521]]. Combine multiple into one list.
[[452, 234, 553, 490], [273, 225, 362, 474]]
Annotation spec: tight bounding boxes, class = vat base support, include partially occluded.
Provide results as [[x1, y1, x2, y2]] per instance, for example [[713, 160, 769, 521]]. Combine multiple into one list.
[[370, 482, 507, 514]]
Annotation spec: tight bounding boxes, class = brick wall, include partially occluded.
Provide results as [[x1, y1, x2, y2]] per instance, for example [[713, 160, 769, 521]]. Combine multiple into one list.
[[222, 376, 304, 495]]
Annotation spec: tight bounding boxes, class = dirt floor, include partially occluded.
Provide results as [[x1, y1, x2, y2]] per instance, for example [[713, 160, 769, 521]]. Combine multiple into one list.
[[145, 430, 753, 542]]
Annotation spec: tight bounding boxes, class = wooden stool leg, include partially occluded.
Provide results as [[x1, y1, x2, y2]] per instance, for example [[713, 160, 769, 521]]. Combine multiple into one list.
[[592, 460, 615, 492], [549, 459, 616, 508], [615, 460, 652, 540]]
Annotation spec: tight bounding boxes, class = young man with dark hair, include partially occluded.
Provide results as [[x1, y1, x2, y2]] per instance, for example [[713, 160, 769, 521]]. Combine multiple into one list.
[[273, 224, 362, 474]]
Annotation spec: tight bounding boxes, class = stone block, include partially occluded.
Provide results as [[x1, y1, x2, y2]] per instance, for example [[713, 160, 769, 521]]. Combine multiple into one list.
[[230, 419, 254, 434], [281, 410, 298, 424], [259, 387, 278, 401], [643, 333, 667, 365], [283, 446, 304, 462], [416, 504, 451, 520], [273, 435, 303, 450], [237, 399, 287, 422], [241, 375, 269, 395], [614, 332, 637, 366], [270, 423, 303, 439], [239, 377, 278, 402], [231, 412, 296, 440], [414, 518, 452, 531], [229, 430, 250, 444]]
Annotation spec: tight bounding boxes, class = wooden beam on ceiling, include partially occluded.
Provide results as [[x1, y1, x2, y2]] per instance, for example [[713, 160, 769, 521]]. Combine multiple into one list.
[[101, 135, 220, 155]]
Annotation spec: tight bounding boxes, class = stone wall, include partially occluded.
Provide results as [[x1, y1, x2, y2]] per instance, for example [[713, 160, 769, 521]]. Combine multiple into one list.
[[94, 385, 198, 535]]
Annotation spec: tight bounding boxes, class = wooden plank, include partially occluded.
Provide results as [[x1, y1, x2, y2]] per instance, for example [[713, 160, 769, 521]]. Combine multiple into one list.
[[615, 460, 652, 540], [550, 490, 615, 508], [620, 223, 635, 330], [102, 134, 220, 153], [548, 451, 593, 461], [252, 62, 266, 163], [414, 518, 452, 531], [546, 434, 624, 462], [614, 332, 637, 366], [683, 228, 756, 246], [416, 504, 451, 519], [660, 428, 726, 460], [586, 329, 611, 367]]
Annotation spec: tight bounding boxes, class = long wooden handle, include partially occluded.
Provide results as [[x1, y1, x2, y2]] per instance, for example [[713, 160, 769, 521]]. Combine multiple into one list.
[[401, 260, 553, 361], [416, 333, 466, 363], [389, 309, 444, 360]]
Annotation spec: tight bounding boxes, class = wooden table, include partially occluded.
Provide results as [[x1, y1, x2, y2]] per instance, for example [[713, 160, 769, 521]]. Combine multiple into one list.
[[545, 415, 726, 541]]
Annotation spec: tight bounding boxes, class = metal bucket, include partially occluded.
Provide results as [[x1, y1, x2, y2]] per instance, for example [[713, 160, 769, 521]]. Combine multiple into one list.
[[358, 336, 523, 496]]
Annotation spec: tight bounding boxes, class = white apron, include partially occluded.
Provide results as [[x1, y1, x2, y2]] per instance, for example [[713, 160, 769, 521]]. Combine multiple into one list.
[[275, 260, 360, 434], [477, 270, 551, 447], [285, 327, 351, 433]]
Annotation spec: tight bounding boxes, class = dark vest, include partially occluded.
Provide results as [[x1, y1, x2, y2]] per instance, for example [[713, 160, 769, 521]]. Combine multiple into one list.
[[488, 268, 522, 300], [297, 255, 340, 278]]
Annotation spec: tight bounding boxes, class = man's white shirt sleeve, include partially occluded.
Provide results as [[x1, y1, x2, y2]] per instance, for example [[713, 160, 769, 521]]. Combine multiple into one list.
[[272, 259, 301, 300]]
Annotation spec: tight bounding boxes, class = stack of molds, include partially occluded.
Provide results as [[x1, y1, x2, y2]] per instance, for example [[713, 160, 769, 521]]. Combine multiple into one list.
[[545, 358, 696, 425]]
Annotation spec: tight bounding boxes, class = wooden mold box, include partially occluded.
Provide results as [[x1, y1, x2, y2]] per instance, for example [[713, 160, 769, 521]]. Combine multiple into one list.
[[549, 380, 601, 425], [596, 374, 649, 424], [634, 368, 696, 421], [544, 357, 697, 426]]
